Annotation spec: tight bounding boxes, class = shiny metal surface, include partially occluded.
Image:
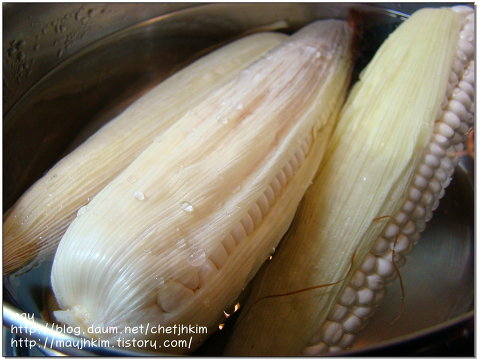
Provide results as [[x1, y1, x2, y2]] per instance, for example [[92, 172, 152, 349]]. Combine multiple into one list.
[[3, 2, 474, 356]]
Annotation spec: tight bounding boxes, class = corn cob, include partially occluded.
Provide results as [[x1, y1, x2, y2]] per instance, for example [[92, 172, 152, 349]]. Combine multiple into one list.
[[3, 32, 287, 275], [225, 6, 474, 356], [50, 20, 353, 353]]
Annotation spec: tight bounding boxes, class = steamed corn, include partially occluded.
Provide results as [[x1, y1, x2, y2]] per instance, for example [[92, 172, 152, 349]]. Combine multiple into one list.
[[225, 6, 474, 356], [50, 20, 354, 353], [3, 32, 288, 275]]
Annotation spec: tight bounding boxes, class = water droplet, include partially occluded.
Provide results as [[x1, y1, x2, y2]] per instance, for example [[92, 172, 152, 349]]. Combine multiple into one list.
[[55, 24, 64, 33], [176, 238, 187, 249], [188, 247, 206, 266], [154, 275, 165, 285], [253, 73, 263, 82], [20, 213, 35, 226], [268, 255, 273, 260], [234, 302, 241, 312], [133, 191, 145, 201], [362, 176, 367, 182], [180, 201, 194, 213], [230, 185, 241, 193], [223, 311, 231, 318], [235, 103, 244, 110], [127, 175, 137, 184], [77, 206, 88, 217], [218, 323, 225, 330], [38, 236, 43, 240], [216, 114, 229, 125], [303, 45, 317, 56]]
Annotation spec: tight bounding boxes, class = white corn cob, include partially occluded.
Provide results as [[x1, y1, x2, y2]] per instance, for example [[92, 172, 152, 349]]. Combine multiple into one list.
[[225, 6, 474, 356], [3, 32, 287, 275], [50, 20, 354, 353]]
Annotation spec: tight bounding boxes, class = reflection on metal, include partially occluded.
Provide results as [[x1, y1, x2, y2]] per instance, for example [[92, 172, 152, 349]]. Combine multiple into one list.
[[3, 3, 473, 356]]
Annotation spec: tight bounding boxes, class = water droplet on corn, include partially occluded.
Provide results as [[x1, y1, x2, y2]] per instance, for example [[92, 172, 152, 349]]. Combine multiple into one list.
[[77, 206, 88, 217], [188, 247, 206, 266], [180, 201, 194, 213], [253, 73, 263, 82], [133, 191, 145, 201], [176, 238, 187, 249], [230, 185, 241, 193], [216, 114, 229, 125]]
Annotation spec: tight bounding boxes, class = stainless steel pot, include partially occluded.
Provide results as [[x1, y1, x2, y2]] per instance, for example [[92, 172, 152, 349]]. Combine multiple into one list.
[[3, 3, 474, 356]]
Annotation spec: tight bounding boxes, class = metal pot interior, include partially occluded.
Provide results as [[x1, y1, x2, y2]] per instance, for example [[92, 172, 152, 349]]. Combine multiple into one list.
[[3, 3, 474, 356]]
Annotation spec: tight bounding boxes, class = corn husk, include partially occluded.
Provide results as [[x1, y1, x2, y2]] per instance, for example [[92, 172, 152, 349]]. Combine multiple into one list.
[[3, 31, 287, 274], [226, 7, 474, 356], [51, 20, 354, 353]]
